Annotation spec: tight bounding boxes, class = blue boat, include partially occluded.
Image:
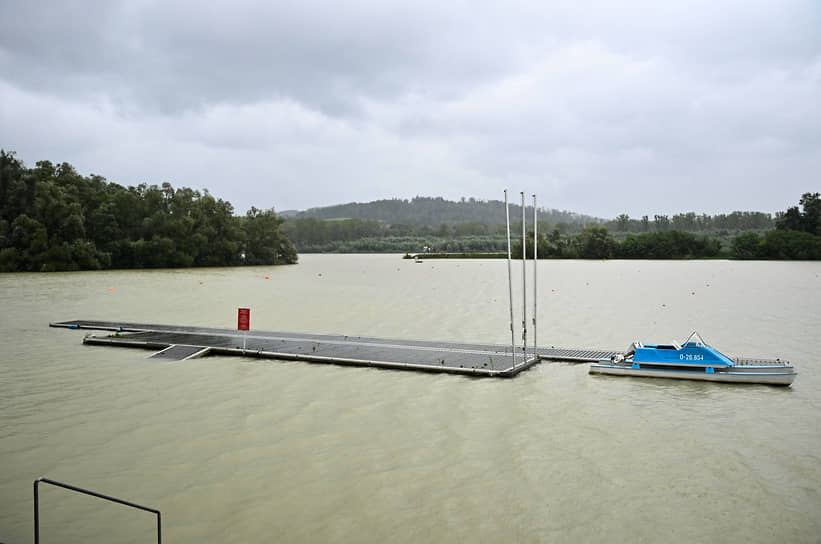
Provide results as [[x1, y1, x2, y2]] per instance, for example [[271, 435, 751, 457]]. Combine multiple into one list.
[[589, 332, 796, 386]]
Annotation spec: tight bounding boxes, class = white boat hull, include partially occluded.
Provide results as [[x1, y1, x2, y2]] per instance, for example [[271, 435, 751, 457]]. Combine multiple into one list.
[[589, 363, 796, 386]]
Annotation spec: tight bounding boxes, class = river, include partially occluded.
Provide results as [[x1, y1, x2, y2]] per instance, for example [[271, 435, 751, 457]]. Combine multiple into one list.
[[1, 255, 819, 542]]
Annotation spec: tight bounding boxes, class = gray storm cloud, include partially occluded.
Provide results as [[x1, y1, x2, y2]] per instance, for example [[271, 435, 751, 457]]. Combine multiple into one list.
[[1, 0, 819, 217]]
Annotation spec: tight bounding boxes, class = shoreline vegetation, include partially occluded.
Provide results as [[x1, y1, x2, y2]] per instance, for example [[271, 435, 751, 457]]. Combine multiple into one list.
[[0, 150, 297, 272], [286, 193, 819, 261], [1, 150, 818, 272]]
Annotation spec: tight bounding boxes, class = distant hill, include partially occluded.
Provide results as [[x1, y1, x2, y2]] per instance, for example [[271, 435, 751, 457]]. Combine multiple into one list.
[[277, 209, 300, 218], [294, 196, 602, 227]]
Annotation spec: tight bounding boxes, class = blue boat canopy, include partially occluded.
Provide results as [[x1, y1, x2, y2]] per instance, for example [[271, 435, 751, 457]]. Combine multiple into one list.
[[633, 331, 734, 366]]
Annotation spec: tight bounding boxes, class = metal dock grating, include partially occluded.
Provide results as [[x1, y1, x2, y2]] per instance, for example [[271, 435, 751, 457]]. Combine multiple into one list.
[[51, 320, 552, 377]]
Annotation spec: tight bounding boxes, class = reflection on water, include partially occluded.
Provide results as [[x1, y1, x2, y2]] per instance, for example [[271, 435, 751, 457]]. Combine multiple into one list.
[[1, 256, 820, 543]]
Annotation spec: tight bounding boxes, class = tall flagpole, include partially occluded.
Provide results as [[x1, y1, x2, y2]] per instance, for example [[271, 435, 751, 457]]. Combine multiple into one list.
[[504, 190, 516, 369], [533, 194, 538, 358], [521, 192, 527, 364]]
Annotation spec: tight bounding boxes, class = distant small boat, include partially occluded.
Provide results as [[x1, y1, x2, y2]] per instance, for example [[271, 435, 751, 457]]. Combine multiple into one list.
[[589, 332, 796, 386], [414, 256, 423, 263]]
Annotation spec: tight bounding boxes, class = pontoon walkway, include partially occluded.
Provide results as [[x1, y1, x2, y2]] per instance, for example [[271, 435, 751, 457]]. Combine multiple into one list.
[[50, 319, 619, 377], [51, 320, 784, 379]]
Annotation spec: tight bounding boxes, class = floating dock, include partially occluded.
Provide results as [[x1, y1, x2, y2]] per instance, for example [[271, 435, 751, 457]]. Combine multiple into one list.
[[50, 320, 620, 378]]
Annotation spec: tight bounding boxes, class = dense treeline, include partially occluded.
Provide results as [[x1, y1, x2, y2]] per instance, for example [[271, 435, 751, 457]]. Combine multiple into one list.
[[513, 227, 723, 259], [284, 196, 783, 254], [291, 196, 599, 228], [2, 149, 816, 267], [730, 192, 821, 260], [292, 196, 778, 235], [604, 211, 773, 233], [511, 193, 819, 260], [285, 194, 819, 260], [0, 150, 297, 271], [287, 234, 508, 254], [285, 218, 728, 259], [281, 216, 512, 252]]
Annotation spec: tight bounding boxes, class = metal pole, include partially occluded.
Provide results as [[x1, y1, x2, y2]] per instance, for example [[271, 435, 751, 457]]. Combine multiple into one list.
[[34, 477, 161, 543], [533, 194, 538, 358], [504, 190, 516, 369], [521, 192, 527, 364], [34, 479, 39, 544]]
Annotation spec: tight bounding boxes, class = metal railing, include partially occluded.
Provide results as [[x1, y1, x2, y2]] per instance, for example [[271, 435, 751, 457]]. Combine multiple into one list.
[[733, 357, 791, 367], [33, 477, 161, 543]]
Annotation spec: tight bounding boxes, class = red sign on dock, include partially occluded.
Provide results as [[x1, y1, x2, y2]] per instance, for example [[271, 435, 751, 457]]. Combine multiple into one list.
[[237, 308, 250, 331]]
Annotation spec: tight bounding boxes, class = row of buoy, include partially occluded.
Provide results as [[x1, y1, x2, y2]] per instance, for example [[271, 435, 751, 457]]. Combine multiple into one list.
[[108, 274, 277, 290]]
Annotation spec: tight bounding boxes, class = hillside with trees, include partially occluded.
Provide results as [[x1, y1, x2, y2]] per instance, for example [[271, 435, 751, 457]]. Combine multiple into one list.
[[281, 197, 599, 253], [290, 196, 600, 227], [0, 150, 296, 271], [2, 149, 816, 269], [285, 194, 819, 260], [510, 193, 819, 260]]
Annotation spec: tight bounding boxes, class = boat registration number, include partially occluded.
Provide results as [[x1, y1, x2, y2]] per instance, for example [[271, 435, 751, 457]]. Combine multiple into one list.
[[680, 354, 704, 361]]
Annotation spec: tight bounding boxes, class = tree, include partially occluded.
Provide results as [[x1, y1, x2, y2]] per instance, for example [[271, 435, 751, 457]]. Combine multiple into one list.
[[242, 207, 298, 265], [672, 212, 697, 231], [654, 215, 670, 231], [776, 192, 820, 235], [758, 230, 821, 260], [576, 225, 618, 259], [731, 232, 761, 260], [775, 206, 803, 232], [799, 192, 820, 235], [615, 213, 630, 231]]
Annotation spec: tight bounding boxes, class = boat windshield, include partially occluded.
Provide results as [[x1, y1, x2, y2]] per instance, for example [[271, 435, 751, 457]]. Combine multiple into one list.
[[682, 331, 707, 347]]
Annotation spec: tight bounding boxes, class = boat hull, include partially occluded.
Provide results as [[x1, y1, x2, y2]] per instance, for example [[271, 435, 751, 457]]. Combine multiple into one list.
[[589, 363, 796, 386]]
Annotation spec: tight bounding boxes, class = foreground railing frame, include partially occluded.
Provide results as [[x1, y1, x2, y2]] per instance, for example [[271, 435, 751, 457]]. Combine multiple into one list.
[[33, 477, 161, 543]]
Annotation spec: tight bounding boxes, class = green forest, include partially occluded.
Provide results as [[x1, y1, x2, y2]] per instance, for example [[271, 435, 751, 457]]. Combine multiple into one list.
[[291, 196, 776, 233], [0, 150, 297, 272], [1, 149, 818, 271], [288, 196, 601, 227], [283, 194, 820, 260]]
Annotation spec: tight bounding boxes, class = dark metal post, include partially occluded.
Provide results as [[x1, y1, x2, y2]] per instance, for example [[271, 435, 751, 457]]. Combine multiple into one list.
[[34, 479, 39, 544]]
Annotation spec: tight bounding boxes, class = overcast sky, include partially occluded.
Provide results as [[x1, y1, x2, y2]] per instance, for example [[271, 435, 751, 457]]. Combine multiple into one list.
[[1, 0, 819, 218]]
